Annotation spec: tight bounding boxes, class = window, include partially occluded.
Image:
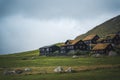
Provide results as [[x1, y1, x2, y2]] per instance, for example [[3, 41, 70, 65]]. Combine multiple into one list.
[[49, 48, 52, 51], [67, 42, 70, 45], [61, 51, 65, 53], [79, 46, 82, 48], [71, 46, 74, 49], [42, 49, 44, 51], [67, 46, 69, 49], [46, 48, 49, 51], [61, 47, 65, 49]]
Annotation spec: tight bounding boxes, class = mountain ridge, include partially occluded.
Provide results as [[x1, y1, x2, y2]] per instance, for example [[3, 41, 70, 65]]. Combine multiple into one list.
[[75, 15, 120, 40]]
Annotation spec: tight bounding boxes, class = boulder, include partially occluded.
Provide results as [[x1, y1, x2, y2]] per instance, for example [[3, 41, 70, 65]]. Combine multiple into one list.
[[72, 55, 79, 59], [24, 68, 32, 72], [54, 66, 64, 73], [91, 54, 101, 58], [3, 70, 15, 75], [95, 54, 101, 57], [65, 67, 72, 73], [109, 51, 117, 56], [31, 57, 35, 60]]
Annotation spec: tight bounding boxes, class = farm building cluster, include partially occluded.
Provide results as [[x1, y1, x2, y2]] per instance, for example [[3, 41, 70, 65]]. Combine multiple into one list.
[[39, 31, 120, 56]]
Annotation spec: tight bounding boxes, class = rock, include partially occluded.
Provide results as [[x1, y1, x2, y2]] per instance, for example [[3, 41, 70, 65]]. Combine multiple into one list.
[[91, 54, 101, 58], [95, 54, 101, 57], [31, 57, 35, 60], [54, 66, 64, 73], [65, 67, 72, 73], [109, 51, 117, 56], [3, 70, 15, 75], [72, 55, 79, 58], [25, 68, 32, 72]]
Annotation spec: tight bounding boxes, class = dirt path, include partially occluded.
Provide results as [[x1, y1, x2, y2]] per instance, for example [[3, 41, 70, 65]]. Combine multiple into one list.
[[1, 64, 119, 75]]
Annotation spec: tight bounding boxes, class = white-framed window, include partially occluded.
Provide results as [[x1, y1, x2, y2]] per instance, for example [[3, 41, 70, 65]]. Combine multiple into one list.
[[42, 49, 44, 51], [61, 47, 65, 49], [71, 46, 74, 49], [61, 51, 65, 53], [67, 42, 70, 45], [49, 48, 52, 51], [46, 48, 49, 51]]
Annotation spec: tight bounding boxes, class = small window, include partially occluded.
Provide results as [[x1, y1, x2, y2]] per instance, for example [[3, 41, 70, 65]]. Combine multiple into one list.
[[50, 48, 52, 51], [79, 46, 82, 48], [42, 49, 44, 51], [71, 46, 74, 49], [46, 48, 49, 51], [61, 47, 65, 49], [67, 42, 70, 45]]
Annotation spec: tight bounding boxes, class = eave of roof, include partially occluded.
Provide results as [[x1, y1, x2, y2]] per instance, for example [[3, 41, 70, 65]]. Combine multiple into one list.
[[83, 34, 97, 41], [92, 43, 110, 50]]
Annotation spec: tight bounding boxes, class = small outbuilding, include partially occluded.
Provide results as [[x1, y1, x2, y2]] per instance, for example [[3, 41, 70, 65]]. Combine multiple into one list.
[[103, 34, 120, 45], [92, 43, 113, 55]]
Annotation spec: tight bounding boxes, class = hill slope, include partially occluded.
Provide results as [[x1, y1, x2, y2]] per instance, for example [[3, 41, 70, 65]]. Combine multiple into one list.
[[75, 15, 120, 40], [8, 49, 39, 57]]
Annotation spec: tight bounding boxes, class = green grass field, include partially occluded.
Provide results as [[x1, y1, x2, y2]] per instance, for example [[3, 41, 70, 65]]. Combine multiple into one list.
[[0, 50, 120, 80]]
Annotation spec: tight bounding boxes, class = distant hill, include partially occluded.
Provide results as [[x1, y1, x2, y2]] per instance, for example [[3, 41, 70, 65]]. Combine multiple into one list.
[[7, 50, 39, 57], [75, 15, 120, 40]]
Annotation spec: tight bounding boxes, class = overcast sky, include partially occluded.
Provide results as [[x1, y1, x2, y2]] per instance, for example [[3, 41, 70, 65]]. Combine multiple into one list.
[[0, 0, 120, 54]]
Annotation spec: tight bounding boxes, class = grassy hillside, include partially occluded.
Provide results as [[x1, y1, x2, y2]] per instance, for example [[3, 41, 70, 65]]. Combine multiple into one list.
[[7, 50, 39, 57], [75, 15, 120, 40], [0, 50, 120, 80]]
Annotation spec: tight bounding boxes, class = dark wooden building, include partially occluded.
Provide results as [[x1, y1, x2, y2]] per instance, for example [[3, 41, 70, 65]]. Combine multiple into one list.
[[116, 31, 120, 44], [60, 39, 88, 54], [39, 45, 60, 56], [83, 34, 99, 44], [83, 34, 99, 50], [102, 34, 120, 45], [92, 43, 113, 54]]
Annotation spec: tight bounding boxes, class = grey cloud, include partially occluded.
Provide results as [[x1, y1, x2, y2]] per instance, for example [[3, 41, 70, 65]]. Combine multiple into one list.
[[0, 16, 80, 54], [0, 0, 120, 19]]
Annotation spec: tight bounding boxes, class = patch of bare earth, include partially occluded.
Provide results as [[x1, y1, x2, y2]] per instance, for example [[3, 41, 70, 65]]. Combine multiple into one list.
[[1, 64, 119, 75]]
